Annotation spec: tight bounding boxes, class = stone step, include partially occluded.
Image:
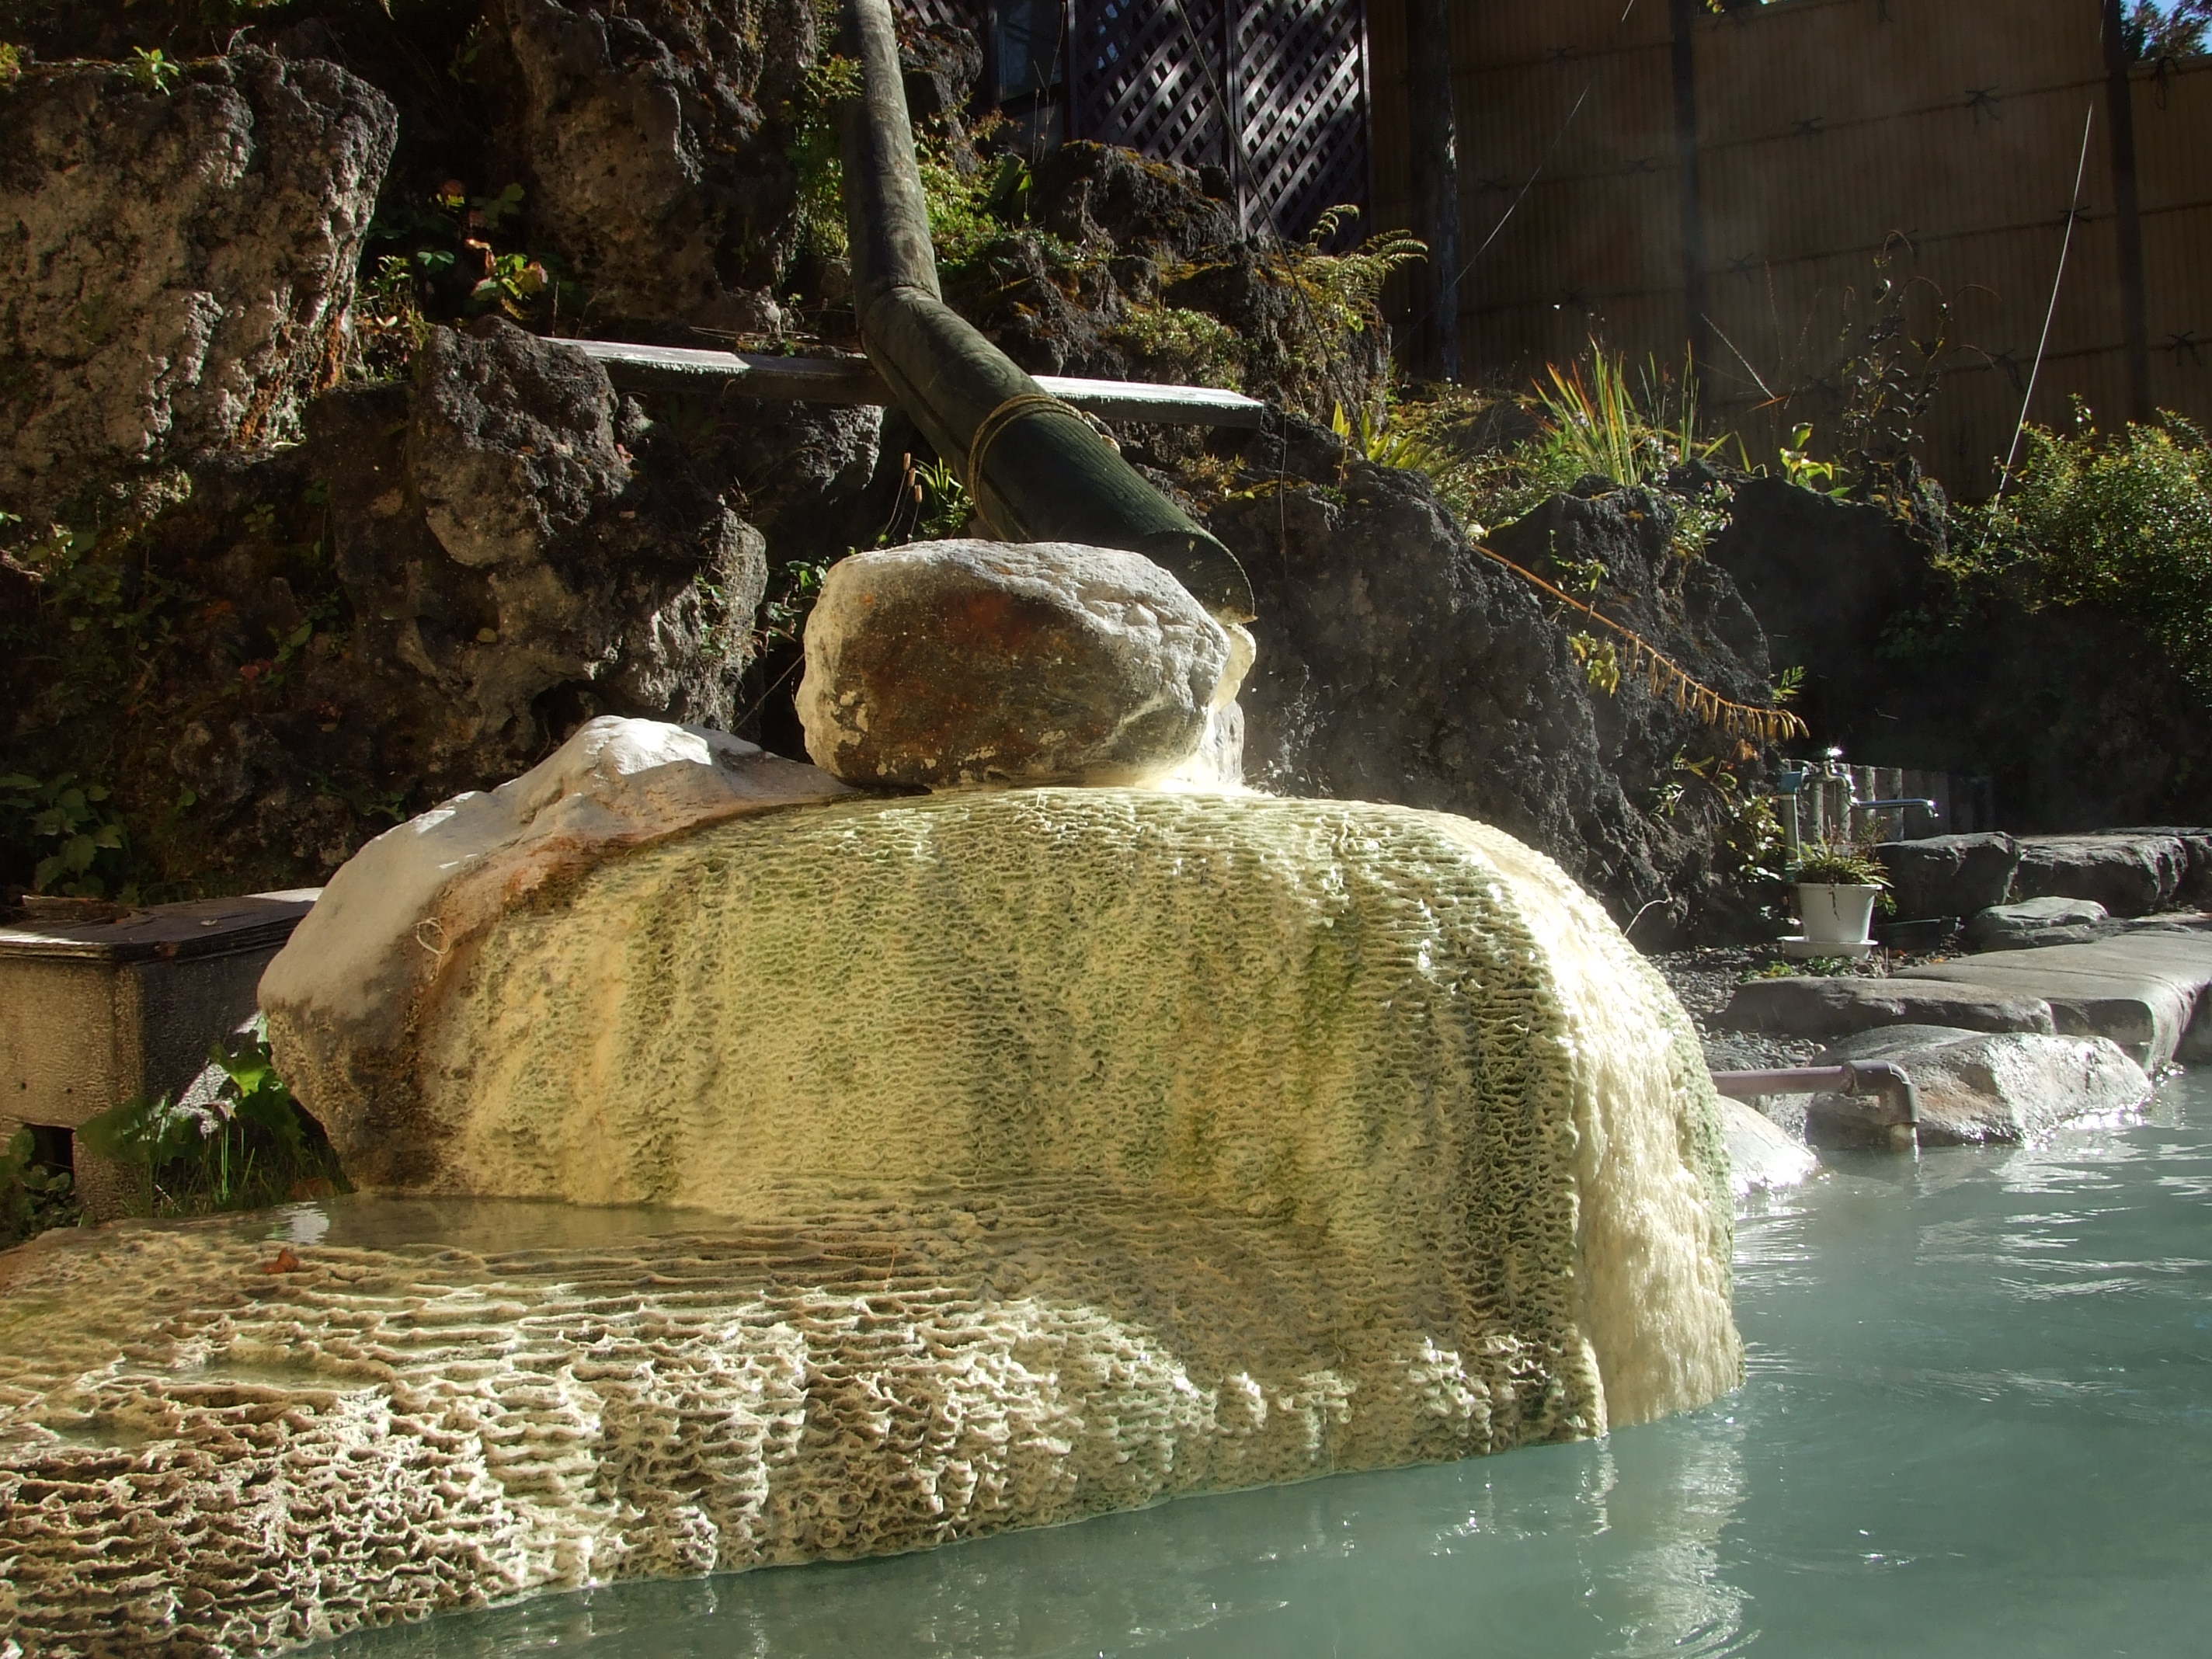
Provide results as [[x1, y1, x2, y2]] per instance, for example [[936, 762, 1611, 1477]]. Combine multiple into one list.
[[1713, 973, 2055, 1041], [1897, 925, 2212, 1068]]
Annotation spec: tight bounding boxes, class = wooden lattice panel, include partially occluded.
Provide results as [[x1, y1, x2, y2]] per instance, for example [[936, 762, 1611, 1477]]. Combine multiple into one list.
[[1230, 0, 1369, 241], [896, 0, 989, 33], [1069, 0, 1369, 241], [1069, 1, 1235, 179]]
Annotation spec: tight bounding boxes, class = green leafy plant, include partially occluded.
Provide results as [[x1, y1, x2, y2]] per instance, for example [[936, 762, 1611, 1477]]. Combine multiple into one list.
[[0, 1128, 80, 1248], [1956, 406, 2212, 692], [1532, 347, 1730, 494], [1569, 631, 1621, 695], [1790, 840, 1889, 887], [1275, 207, 1427, 337], [1831, 242, 1956, 504], [0, 770, 132, 898], [1331, 402, 1452, 477], [76, 1024, 347, 1216], [1776, 423, 1848, 496], [126, 47, 180, 93], [0, 42, 23, 82]]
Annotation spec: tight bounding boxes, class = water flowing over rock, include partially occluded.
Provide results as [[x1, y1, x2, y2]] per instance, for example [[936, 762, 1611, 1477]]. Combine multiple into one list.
[[795, 540, 1248, 788], [0, 48, 395, 520]]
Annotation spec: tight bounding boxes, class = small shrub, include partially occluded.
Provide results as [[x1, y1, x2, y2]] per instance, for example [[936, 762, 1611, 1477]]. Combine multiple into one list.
[[77, 1023, 348, 1216], [0, 1128, 80, 1249], [0, 770, 133, 899], [1790, 841, 1888, 887], [1956, 407, 2212, 693]]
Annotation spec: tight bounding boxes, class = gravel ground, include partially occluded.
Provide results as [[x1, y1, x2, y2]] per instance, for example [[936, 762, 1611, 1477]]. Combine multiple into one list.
[[1645, 946, 1960, 1076]]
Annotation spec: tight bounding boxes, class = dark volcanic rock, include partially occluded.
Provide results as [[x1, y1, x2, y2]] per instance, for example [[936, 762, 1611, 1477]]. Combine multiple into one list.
[[1706, 477, 1936, 746], [1711, 478, 2212, 830], [1204, 421, 1782, 937], [1876, 832, 2020, 920], [0, 318, 770, 895], [0, 48, 395, 520], [2011, 834, 2187, 917]]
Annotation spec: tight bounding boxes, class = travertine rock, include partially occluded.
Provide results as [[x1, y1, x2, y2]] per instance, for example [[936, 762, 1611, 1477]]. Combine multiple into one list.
[[260, 715, 850, 1159], [270, 781, 1742, 1420], [0, 49, 396, 518], [796, 540, 1247, 787], [237, 742, 1749, 1651]]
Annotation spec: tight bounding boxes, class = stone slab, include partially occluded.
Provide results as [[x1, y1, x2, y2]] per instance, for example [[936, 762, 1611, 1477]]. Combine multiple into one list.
[[1713, 975, 2056, 1041], [1898, 929, 2212, 1068], [1967, 895, 2108, 951]]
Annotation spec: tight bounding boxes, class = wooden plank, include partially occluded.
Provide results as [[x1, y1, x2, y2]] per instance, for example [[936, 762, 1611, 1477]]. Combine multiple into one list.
[[563, 339, 1270, 429]]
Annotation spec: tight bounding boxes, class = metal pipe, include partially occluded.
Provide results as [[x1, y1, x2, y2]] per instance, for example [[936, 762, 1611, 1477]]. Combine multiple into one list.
[[836, 0, 1255, 622], [1713, 1060, 1920, 1146]]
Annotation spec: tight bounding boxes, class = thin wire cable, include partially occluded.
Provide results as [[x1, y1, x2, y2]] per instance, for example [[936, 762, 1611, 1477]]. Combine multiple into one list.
[[1995, 100, 2096, 502]]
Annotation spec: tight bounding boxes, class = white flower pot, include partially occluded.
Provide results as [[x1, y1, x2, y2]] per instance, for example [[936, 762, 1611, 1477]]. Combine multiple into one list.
[[1796, 883, 1882, 946]]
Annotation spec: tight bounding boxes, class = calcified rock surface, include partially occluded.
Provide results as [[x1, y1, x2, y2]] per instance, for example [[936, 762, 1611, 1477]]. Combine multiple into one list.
[[272, 784, 1739, 1422], [259, 716, 849, 1185], [15, 783, 1740, 1656], [0, 49, 395, 518]]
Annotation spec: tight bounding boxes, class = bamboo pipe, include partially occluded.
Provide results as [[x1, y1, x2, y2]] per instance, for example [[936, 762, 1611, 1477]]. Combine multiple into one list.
[[836, 0, 1256, 623]]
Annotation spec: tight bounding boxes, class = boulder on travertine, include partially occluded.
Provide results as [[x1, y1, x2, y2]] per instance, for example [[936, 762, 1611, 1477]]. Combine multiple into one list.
[[0, 49, 397, 518], [1720, 1097, 1818, 1196], [2012, 834, 2186, 916], [1876, 833, 2019, 920], [1713, 973, 2055, 1040], [1809, 1024, 2151, 1146], [1968, 896, 2109, 951], [796, 540, 1248, 788], [260, 715, 850, 1160]]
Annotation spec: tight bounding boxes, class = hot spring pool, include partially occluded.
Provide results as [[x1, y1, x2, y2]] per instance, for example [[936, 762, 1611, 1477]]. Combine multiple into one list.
[[305, 1073, 2212, 1659]]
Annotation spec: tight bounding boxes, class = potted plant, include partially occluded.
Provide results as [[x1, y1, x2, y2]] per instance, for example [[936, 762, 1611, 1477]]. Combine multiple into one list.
[[1790, 843, 1889, 947]]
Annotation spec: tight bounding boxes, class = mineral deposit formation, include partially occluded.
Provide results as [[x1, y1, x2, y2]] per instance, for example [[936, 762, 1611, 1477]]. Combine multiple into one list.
[[0, 712, 1745, 1656]]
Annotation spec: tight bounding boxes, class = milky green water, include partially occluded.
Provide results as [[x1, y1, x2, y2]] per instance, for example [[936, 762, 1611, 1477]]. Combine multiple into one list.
[[316, 1074, 2212, 1659]]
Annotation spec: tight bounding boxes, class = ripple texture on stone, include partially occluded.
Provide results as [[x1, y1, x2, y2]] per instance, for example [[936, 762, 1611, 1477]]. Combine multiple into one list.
[[1, 789, 1742, 1655]]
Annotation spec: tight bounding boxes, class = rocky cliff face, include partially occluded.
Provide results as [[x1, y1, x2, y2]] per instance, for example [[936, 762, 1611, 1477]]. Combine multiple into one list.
[[476, 0, 818, 336], [0, 7, 1771, 930], [0, 48, 395, 520], [1202, 423, 1781, 941]]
